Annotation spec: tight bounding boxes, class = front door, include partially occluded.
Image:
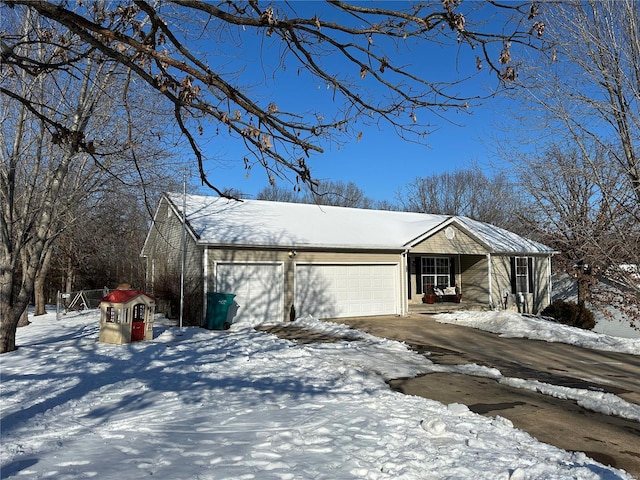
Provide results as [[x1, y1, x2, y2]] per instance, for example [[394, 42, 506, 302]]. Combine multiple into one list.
[[131, 321, 145, 341], [131, 303, 146, 342]]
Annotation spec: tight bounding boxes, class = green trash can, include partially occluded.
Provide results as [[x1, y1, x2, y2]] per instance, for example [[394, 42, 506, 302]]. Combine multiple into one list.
[[205, 293, 236, 330]]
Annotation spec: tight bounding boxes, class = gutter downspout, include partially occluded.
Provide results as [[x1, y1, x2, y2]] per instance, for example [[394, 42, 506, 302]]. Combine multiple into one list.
[[457, 253, 461, 294], [179, 173, 186, 329], [487, 253, 493, 310], [203, 248, 208, 324]]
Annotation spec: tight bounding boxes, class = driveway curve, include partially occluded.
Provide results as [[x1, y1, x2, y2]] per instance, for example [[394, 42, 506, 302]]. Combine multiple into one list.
[[327, 314, 640, 478]]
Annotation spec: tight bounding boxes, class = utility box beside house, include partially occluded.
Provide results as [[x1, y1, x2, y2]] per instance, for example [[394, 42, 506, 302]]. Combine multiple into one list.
[[98, 289, 156, 344]]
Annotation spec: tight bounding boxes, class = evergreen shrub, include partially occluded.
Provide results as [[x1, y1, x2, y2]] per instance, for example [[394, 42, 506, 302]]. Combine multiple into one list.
[[541, 299, 595, 330]]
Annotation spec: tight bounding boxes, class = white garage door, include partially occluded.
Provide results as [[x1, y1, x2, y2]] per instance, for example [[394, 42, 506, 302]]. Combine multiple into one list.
[[214, 262, 284, 326], [294, 264, 399, 319]]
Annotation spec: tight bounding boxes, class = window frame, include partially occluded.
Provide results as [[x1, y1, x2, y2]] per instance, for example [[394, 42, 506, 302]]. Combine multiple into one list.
[[511, 256, 534, 294], [133, 304, 146, 322], [106, 307, 118, 323], [421, 256, 451, 292]]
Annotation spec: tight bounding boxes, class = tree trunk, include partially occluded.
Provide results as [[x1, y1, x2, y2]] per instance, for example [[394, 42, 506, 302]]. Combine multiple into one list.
[[34, 247, 53, 316], [18, 307, 30, 327], [0, 272, 18, 352], [0, 281, 30, 353], [576, 270, 593, 306], [65, 256, 75, 293], [0, 312, 18, 353]]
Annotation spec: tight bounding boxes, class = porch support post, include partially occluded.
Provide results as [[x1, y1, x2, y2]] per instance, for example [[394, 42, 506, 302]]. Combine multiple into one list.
[[401, 249, 409, 316], [547, 254, 552, 308], [486, 253, 494, 309]]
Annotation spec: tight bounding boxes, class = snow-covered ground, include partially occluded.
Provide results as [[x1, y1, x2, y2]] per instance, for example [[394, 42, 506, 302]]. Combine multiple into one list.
[[1, 309, 639, 480], [433, 310, 640, 355]]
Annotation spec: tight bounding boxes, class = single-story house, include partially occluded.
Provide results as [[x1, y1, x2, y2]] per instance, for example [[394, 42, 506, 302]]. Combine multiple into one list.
[[141, 193, 556, 325]]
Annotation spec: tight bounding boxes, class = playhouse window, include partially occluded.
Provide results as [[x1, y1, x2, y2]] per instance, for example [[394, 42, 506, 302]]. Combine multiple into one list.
[[133, 304, 145, 322], [106, 307, 118, 323]]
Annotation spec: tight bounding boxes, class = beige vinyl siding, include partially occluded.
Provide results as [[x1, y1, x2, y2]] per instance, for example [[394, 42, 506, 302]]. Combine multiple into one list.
[[143, 199, 181, 272], [207, 248, 402, 321], [411, 224, 488, 255], [206, 249, 400, 263], [459, 255, 490, 305], [491, 255, 512, 308], [531, 256, 551, 312], [142, 198, 203, 322], [144, 199, 202, 282], [490, 255, 551, 313]]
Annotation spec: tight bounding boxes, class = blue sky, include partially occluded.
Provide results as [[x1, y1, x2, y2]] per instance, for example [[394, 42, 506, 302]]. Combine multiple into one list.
[[199, 109, 502, 203], [189, 2, 517, 203]]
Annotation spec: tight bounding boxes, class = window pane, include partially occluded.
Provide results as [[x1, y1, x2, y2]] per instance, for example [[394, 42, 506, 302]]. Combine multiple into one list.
[[133, 304, 145, 322], [516, 276, 528, 293], [422, 275, 436, 292], [422, 257, 451, 290], [106, 307, 117, 323], [515, 256, 529, 293]]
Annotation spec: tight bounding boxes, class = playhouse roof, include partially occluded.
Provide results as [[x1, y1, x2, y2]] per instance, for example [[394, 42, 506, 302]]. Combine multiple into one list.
[[100, 290, 154, 305]]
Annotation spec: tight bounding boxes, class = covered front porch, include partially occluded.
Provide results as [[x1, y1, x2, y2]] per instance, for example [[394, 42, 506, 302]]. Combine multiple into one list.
[[406, 253, 491, 310]]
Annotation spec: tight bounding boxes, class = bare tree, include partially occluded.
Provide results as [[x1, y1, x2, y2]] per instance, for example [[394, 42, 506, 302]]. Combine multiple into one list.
[[502, 0, 640, 325], [303, 180, 374, 208], [517, 146, 626, 301], [45, 188, 163, 300], [542, 0, 640, 206], [397, 165, 522, 228], [256, 184, 303, 203], [1, 1, 546, 192], [257, 179, 373, 208], [372, 199, 402, 212], [0, 12, 174, 352]]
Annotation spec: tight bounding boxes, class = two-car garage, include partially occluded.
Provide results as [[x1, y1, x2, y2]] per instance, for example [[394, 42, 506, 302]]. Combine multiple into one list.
[[294, 263, 399, 320], [214, 261, 401, 325]]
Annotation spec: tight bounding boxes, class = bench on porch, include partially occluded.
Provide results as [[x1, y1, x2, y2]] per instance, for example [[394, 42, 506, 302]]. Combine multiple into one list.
[[434, 286, 462, 303]]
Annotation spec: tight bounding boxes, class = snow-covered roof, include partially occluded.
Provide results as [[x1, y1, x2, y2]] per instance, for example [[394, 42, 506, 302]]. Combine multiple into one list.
[[164, 193, 554, 254]]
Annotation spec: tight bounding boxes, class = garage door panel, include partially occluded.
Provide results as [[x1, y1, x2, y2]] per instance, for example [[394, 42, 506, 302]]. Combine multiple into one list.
[[295, 264, 398, 319], [215, 263, 284, 325]]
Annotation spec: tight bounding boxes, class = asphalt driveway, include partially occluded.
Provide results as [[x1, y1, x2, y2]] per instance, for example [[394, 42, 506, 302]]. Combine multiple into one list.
[[325, 315, 640, 478]]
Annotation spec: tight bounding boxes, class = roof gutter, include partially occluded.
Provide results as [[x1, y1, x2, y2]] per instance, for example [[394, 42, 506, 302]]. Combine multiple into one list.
[[195, 240, 408, 252]]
